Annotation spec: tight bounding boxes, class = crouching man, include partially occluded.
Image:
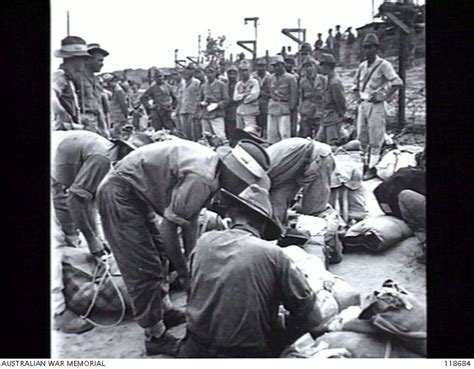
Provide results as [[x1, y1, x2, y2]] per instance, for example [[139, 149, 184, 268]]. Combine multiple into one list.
[[267, 137, 335, 231], [51, 130, 153, 333], [179, 175, 322, 357], [96, 138, 269, 356]]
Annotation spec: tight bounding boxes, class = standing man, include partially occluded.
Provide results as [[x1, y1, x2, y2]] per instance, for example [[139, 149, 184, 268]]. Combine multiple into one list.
[[298, 57, 327, 139], [267, 137, 335, 231], [225, 65, 239, 141], [316, 54, 347, 145], [103, 74, 129, 139], [345, 27, 356, 65], [51, 36, 91, 131], [81, 43, 110, 138], [199, 64, 230, 143], [96, 139, 268, 355], [334, 25, 342, 63], [234, 60, 260, 134], [177, 64, 201, 141], [325, 29, 334, 53], [180, 180, 322, 357], [314, 33, 324, 50], [267, 56, 298, 144], [140, 68, 177, 132], [51, 130, 152, 333], [251, 58, 271, 139], [284, 56, 299, 137], [353, 33, 403, 180]]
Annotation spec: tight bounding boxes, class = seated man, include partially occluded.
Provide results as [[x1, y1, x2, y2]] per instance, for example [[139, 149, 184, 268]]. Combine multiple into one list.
[[267, 137, 335, 230], [180, 180, 322, 358]]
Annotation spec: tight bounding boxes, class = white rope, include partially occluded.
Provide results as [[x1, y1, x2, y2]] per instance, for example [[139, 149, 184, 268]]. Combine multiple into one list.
[[80, 258, 127, 328]]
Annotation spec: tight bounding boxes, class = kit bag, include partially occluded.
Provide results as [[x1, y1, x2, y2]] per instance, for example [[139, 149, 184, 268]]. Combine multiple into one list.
[[373, 167, 425, 219], [62, 247, 133, 327], [342, 215, 413, 252], [375, 148, 418, 181]]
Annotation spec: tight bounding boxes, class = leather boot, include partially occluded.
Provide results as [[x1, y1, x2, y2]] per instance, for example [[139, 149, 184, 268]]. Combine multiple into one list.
[[53, 309, 94, 334]]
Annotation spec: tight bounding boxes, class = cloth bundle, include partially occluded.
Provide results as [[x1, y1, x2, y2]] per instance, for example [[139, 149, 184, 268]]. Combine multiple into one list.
[[282, 246, 360, 320], [62, 247, 132, 325], [329, 148, 367, 222], [283, 280, 426, 358], [342, 215, 414, 252], [375, 147, 421, 181]]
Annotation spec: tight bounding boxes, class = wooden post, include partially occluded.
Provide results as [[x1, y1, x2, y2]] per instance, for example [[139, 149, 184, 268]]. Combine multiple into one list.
[[398, 28, 407, 129], [67, 11, 70, 36]]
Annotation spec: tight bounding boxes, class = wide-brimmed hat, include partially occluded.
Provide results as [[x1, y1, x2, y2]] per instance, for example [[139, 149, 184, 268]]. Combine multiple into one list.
[[232, 128, 268, 147], [112, 132, 154, 151], [216, 139, 271, 194], [54, 36, 91, 58], [362, 33, 380, 46], [221, 184, 282, 240], [87, 43, 109, 57], [320, 53, 337, 66]]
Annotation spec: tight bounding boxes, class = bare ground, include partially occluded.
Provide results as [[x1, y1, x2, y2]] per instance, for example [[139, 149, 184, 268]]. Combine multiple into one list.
[[52, 177, 426, 358]]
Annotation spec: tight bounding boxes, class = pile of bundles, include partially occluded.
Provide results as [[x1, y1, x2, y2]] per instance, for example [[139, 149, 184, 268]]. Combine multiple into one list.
[[338, 141, 425, 253], [282, 280, 426, 358]]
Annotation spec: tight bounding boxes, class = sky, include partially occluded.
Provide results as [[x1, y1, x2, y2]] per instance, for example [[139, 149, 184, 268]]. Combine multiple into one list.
[[51, 0, 424, 73]]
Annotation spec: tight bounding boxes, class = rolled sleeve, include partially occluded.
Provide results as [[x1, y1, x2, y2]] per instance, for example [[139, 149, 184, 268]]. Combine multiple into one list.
[[382, 62, 403, 86], [68, 155, 111, 201], [163, 174, 216, 227]]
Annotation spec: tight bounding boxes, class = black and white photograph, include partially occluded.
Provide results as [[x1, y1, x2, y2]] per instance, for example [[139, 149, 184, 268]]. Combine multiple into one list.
[[50, 0, 428, 359]]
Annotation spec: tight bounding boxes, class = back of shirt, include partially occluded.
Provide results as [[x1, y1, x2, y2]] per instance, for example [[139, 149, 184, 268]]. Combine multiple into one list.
[[267, 137, 314, 187], [113, 139, 219, 226], [51, 130, 115, 188], [187, 228, 314, 349]]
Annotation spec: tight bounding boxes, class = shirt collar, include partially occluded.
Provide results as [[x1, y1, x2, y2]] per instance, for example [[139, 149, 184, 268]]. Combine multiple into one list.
[[231, 223, 261, 238]]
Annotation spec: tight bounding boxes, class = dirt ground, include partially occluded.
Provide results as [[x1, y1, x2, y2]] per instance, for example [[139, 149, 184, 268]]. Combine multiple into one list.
[[51, 177, 426, 358]]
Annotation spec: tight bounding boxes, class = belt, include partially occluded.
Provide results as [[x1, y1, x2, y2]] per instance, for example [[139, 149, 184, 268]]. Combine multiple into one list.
[[83, 110, 100, 115], [271, 98, 289, 103]]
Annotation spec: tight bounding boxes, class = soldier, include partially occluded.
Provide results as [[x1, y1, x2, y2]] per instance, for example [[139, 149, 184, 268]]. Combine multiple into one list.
[[316, 53, 347, 145], [266, 56, 298, 143], [298, 57, 327, 139], [51, 130, 152, 334], [140, 68, 177, 132], [81, 43, 110, 138], [234, 60, 260, 134], [353, 33, 403, 180], [51, 36, 91, 131], [267, 137, 335, 231], [96, 139, 269, 355], [199, 64, 230, 143], [251, 58, 271, 138]]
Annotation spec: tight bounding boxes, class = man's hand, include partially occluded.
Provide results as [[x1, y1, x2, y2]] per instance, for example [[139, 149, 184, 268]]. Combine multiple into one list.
[[92, 248, 110, 263], [88, 237, 110, 259]]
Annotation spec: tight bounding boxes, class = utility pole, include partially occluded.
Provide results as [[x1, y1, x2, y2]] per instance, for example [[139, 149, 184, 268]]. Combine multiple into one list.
[[198, 35, 201, 64], [66, 10, 70, 36], [244, 17, 259, 59], [297, 18, 301, 42]]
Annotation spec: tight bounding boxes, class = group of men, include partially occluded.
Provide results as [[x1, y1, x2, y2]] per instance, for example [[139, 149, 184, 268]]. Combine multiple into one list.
[[51, 31, 404, 357], [314, 25, 356, 63]]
